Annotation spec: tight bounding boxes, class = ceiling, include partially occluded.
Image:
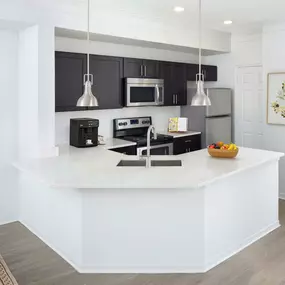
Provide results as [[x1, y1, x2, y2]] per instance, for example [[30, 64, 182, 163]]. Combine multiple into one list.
[[90, 0, 285, 34]]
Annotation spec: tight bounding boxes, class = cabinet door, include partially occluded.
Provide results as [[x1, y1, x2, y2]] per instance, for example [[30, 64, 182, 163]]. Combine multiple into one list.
[[172, 63, 187, 105], [159, 62, 175, 106], [202, 65, 218, 81], [89, 55, 123, 110], [187, 64, 199, 81], [143, 60, 160, 78], [55, 52, 87, 112], [174, 135, 201, 155], [173, 137, 188, 155], [123, 58, 144, 78], [189, 135, 202, 152]]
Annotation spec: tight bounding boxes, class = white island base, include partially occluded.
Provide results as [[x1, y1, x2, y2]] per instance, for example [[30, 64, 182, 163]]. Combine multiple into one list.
[[18, 148, 282, 273]]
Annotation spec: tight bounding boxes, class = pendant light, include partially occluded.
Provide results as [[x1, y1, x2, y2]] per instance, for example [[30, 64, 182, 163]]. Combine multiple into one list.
[[191, 0, 211, 106], [77, 0, 99, 107]]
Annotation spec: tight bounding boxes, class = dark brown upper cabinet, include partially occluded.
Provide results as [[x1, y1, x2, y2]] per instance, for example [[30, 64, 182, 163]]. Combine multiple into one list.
[[187, 63, 218, 82], [88, 55, 123, 110], [55, 52, 87, 112], [202, 64, 218, 81], [123, 58, 159, 78], [160, 61, 187, 106], [55, 51, 217, 112], [55, 52, 123, 112]]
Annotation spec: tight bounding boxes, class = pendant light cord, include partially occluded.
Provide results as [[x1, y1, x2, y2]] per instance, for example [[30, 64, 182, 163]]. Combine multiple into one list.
[[198, 0, 202, 76], [87, 0, 90, 78]]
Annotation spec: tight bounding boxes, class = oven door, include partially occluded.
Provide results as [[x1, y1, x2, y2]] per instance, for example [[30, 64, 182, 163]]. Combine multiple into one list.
[[137, 143, 173, 156], [126, 79, 164, 107]]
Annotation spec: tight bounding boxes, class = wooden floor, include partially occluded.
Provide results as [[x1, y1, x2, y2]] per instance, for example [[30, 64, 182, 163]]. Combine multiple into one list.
[[1, 201, 285, 285]]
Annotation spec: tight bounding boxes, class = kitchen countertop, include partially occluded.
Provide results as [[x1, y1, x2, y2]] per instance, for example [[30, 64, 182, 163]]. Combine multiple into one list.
[[14, 145, 283, 189], [97, 138, 136, 150], [159, 130, 202, 138]]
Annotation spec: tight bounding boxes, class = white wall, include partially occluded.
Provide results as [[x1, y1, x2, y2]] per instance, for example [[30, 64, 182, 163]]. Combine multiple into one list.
[[204, 34, 263, 144], [55, 37, 196, 144], [262, 23, 285, 198], [18, 24, 57, 159], [0, 30, 19, 225]]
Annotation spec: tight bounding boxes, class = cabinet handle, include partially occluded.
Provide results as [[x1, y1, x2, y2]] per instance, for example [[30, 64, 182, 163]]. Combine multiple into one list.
[[176, 94, 178, 105], [144, 65, 147, 77], [185, 140, 192, 143], [173, 94, 175, 104], [140, 65, 143, 77]]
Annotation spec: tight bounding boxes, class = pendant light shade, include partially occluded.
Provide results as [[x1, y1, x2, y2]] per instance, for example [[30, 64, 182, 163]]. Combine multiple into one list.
[[76, 0, 99, 107], [191, 78, 211, 106], [77, 79, 99, 107], [191, 0, 211, 107]]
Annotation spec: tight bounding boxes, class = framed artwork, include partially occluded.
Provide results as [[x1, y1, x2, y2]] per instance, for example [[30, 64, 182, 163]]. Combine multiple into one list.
[[267, 72, 285, 125]]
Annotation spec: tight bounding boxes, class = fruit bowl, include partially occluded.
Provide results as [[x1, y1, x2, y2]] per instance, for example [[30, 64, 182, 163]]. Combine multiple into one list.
[[208, 147, 239, 158]]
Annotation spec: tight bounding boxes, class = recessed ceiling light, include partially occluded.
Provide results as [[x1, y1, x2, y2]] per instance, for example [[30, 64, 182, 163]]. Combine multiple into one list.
[[174, 6, 185, 13], [224, 20, 233, 25]]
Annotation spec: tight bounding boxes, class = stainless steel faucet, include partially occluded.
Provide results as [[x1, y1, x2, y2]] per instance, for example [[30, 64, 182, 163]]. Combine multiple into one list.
[[146, 125, 157, 168]]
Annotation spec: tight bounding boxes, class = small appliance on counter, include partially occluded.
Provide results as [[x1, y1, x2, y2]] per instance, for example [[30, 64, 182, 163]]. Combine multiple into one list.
[[168, 117, 188, 133], [70, 118, 99, 148], [113, 116, 173, 156]]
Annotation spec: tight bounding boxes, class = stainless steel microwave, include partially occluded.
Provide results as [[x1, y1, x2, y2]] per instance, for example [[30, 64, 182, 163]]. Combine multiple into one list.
[[125, 78, 164, 107]]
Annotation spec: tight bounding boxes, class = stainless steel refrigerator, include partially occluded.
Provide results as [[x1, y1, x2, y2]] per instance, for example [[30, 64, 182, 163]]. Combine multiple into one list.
[[181, 88, 232, 148]]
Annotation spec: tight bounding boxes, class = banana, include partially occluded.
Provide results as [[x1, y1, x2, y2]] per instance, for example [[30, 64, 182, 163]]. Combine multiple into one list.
[[228, 144, 234, 151]]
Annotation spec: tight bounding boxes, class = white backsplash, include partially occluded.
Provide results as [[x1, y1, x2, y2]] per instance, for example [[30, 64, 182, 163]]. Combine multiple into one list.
[[55, 106, 180, 145]]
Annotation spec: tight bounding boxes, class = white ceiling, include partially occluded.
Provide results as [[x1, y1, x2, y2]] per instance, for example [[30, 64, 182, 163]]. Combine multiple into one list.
[[92, 0, 285, 34]]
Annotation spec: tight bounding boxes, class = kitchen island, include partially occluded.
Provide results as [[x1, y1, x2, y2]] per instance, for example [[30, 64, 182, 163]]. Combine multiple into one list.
[[15, 144, 283, 273]]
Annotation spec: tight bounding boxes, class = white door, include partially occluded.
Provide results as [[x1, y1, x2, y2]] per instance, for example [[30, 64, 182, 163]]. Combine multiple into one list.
[[236, 66, 263, 149]]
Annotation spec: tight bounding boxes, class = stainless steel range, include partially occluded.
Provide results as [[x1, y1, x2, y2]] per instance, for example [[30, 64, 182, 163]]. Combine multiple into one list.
[[113, 117, 173, 156]]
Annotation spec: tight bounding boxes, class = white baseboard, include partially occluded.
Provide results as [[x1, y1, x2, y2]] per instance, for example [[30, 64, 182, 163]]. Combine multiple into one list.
[[204, 221, 280, 272], [77, 266, 205, 274]]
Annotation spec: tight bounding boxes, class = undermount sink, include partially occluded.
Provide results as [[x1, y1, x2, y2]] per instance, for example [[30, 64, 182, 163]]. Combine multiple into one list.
[[117, 160, 182, 167]]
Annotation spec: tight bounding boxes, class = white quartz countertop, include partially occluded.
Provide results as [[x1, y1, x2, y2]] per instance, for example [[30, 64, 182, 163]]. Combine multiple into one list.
[[94, 138, 136, 150], [14, 145, 284, 189], [159, 130, 202, 138]]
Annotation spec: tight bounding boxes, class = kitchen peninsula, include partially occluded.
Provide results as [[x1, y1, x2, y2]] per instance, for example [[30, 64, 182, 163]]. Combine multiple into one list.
[[15, 145, 283, 273]]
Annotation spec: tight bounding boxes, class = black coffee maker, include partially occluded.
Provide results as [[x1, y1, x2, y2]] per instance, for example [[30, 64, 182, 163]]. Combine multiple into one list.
[[70, 118, 99, 148]]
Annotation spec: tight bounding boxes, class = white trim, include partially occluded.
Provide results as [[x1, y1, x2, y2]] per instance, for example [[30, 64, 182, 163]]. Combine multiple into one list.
[[236, 64, 262, 68], [204, 221, 280, 272]]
